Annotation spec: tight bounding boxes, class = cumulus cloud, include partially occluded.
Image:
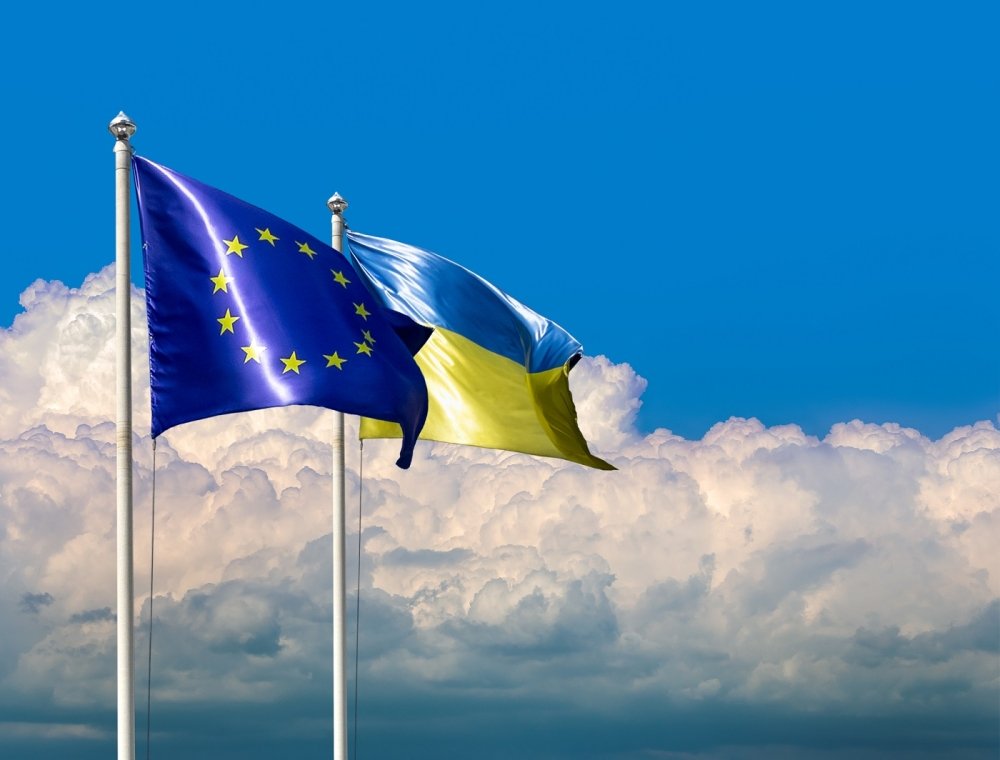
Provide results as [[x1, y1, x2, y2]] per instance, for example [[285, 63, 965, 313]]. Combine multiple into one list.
[[0, 268, 997, 757]]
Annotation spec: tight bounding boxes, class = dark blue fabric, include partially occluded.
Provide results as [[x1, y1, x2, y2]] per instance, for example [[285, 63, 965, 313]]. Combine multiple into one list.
[[133, 156, 427, 468]]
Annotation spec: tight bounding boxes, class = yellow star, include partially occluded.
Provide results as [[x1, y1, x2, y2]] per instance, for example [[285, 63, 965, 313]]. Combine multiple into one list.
[[280, 351, 306, 374], [297, 241, 317, 259], [217, 308, 240, 335], [354, 341, 373, 356], [354, 302, 371, 320], [223, 235, 249, 257], [361, 329, 375, 344], [256, 227, 279, 246], [241, 343, 267, 364], [210, 268, 232, 294], [323, 351, 347, 370], [331, 269, 351, 287]]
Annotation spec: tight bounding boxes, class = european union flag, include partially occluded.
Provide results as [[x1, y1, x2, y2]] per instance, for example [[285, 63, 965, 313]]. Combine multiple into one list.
[[133, 157, 428, 468]]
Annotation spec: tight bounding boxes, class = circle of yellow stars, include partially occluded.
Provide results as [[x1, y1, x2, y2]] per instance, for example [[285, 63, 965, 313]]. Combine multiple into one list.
[[212, 226, 377, 377]]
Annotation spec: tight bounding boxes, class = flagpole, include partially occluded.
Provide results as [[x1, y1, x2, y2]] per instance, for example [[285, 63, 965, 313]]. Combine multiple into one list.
[[328, 192, 349, 760], [109, 111, 136, 760]]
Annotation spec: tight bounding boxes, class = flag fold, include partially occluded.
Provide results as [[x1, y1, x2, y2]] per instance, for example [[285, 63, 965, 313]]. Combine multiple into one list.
[[346, 231, 613, 470], [133, 157, 428, 468]]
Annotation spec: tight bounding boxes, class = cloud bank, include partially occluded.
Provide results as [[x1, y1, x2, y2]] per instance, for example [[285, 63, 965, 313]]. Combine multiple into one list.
[[0, 267, 997, 758]]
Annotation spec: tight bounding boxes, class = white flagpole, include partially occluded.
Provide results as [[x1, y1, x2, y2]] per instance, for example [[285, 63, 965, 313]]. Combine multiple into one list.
[[109, 111, 136, 760], [328, 192, 349, 760]]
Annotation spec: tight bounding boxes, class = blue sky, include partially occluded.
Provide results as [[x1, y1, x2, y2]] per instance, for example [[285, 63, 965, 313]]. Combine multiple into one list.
[[2, 0, 996, 440], [1, 2, 998, 759]]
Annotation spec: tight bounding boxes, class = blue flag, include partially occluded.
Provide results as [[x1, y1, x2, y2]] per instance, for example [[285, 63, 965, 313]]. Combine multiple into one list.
[[133, 156, 428, 468]]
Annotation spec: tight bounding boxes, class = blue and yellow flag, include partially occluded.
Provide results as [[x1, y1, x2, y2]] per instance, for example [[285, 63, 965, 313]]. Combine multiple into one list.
[[133, 157, 428, 468], [346, 231, 613, 470]]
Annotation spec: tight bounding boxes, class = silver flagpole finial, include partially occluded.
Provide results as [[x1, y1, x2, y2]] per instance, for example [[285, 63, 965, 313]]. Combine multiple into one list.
[[327, 192, 349, 215], [109, 111, 136, 141]]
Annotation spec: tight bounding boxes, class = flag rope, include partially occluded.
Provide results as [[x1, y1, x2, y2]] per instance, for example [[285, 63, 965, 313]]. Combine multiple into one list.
[[352, 439, 364, 760], [145, 437, 158, 760]]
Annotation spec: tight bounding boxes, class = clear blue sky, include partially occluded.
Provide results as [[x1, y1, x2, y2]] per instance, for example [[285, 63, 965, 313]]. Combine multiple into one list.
[[2, 1, 996, 440]]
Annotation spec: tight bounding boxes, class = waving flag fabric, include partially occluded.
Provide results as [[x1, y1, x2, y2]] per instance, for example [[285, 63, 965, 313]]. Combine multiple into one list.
[[346, 231, 613, 470], [133, 157, 428, 468]]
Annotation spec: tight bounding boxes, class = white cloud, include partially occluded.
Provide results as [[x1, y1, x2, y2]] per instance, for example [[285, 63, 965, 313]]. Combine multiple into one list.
[[0, 269, 997, 755]]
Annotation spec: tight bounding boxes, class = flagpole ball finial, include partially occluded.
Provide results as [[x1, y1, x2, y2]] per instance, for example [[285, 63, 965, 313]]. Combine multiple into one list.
[[108, 112, 136, 141], [327, 193, 349, 215]]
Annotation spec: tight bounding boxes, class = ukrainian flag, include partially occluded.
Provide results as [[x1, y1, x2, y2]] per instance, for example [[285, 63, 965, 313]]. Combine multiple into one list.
[[346, 231, 613, 470]]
